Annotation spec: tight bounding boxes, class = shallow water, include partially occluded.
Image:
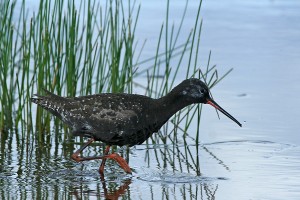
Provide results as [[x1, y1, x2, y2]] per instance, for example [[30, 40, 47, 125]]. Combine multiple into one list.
[[1, 140, 299, 199], [1, 0, 300, 199]]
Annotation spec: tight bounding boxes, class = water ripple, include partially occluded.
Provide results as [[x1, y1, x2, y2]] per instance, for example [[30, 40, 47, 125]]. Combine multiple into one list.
[[136, 167, 227, 184]]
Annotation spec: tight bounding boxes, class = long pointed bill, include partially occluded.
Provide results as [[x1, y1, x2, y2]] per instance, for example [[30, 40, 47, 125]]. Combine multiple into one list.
[[206, 98, 242, 127]]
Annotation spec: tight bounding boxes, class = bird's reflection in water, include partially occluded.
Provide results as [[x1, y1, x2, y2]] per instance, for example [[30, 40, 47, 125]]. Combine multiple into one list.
[[100, 173, 132, 200], [71, 175, 132, 200]]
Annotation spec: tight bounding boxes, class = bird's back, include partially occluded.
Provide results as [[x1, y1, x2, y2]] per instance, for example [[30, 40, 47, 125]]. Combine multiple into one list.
[[31, 90, 163, 146]]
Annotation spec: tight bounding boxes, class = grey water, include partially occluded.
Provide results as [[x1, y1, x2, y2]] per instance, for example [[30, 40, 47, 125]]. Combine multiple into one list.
[[1, 0, 300, 199]]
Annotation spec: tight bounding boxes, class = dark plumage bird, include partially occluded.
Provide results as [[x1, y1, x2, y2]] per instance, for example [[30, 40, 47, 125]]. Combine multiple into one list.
[[31, 78, 241, 174]]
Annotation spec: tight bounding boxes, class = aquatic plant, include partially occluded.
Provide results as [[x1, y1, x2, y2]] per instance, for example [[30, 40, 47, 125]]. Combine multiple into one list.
[[0, 0, 232, 178]]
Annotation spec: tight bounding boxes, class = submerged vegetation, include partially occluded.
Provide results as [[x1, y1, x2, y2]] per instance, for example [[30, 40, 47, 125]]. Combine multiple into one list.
[[0, 0, 232, 180]]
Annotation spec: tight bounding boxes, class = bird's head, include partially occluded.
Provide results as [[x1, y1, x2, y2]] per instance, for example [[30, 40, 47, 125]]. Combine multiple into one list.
[[175, 78, 242, 127], [178, 78, 210, 103]]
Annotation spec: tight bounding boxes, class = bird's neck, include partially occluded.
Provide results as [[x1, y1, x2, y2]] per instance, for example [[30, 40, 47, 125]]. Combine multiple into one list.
[[155, 91, 194, 121]]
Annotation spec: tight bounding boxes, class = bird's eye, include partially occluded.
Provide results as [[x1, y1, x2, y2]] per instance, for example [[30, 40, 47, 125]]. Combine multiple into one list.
[[200, 88, 205, 94]]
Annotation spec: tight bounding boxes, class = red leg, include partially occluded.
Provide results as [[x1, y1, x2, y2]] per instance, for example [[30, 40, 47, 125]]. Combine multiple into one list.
[[99, 146, 132, 174], [99, 146, 110, 174], [104, 153, 132, 174], [71, 138, 96, 162], [71, 139, 132, 174]]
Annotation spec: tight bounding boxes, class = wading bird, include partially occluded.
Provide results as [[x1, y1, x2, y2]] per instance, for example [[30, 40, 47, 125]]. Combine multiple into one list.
[[31, 78, 241, 174]]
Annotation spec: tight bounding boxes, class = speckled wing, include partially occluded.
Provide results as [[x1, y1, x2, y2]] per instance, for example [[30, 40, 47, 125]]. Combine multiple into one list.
[[70, 94, 153, 146]]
